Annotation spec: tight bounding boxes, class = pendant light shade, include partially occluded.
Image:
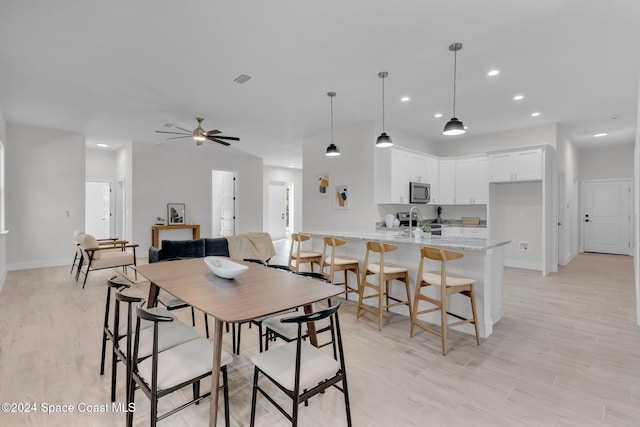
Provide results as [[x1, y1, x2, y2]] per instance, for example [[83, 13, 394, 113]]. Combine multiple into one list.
[[325, 91, 341, 156], [376, 71, 393, 147], [443, 43, 466, 136]]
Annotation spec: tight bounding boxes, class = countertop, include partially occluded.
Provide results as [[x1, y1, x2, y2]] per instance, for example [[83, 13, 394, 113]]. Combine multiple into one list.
[[307, 231, 510, 252]]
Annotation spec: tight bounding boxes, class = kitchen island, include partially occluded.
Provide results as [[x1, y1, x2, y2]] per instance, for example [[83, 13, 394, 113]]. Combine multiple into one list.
[[307, 231, 510, 338]]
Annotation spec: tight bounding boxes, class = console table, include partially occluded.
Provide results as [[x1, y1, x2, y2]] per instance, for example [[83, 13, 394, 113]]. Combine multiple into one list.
[[151, 224, 200, 248]]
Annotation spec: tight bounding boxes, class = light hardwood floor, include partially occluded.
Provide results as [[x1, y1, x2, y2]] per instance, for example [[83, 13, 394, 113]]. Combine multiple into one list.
[[1, 251, 639, 426]]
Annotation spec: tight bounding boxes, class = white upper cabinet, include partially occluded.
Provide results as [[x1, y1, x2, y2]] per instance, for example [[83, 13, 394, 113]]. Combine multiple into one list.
[[438, 159, 456, 204], [376, 147, 410, 203], [409, 153, 428, 183], [488, 148, 542, 183], [425, 156, 439, 204], [455, 155, 488, 204]]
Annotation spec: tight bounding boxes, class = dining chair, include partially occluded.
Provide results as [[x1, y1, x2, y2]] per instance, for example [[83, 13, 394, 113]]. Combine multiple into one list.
[[111, 289, 199, 404], [233, 263, 296, 355], [410, 246, 480, 355], [320, 236, 360, 301], [262, 272, 335, 353], [71, 231, 121, 275], [287, 233, 322, 272], [127, 304, 232, 427], [357, 241, 413, 331], [250, 301, 351, 426]]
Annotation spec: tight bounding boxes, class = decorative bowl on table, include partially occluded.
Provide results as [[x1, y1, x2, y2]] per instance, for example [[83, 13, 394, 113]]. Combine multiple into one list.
[[204, 256, 248, 279]]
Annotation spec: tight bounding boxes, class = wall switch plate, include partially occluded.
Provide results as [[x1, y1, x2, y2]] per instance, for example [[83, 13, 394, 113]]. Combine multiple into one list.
[[519, 242, 529, 251]]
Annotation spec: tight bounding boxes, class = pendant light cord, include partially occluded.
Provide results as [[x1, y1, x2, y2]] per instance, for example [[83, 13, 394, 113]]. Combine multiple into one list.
[[452, 48, 457, 117], [330, 95, 334, 144], [381, 75, 386, 132]]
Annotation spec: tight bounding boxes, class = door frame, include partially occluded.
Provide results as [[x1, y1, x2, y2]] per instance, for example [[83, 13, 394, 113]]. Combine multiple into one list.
[[581, 178, 633, 255], [267, 180, 290, 240]]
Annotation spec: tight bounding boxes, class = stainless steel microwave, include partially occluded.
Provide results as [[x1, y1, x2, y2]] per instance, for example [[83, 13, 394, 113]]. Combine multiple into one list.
[[409, 182, 430, 203]]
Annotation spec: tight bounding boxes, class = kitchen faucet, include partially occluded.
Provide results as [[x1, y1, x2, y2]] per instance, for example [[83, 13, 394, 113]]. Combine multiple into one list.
[[408, 206, 420, 238]]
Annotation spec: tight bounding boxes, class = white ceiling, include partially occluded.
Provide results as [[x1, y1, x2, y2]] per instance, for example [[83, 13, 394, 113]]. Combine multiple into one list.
[[1, 0, 639, 168]]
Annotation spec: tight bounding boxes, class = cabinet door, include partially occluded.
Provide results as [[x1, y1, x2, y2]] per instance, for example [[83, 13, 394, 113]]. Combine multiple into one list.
[[455, 156, 487, 204], [426, 156, 439, 204], [390, 149, 411, 203], [512, 149, 542, 181], [438, 160, 456, 204], [488, 152, 512, 182], [409, 154, 429, 183], [455, 158, 476, 204], [473, 156, 488, 204]]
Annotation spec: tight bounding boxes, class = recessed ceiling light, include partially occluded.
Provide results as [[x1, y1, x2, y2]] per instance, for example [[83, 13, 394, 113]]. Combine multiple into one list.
[[513, 95, 524, 101], [531, 112, 540, 117], [401, 96, 410, 102], [434, 113, 443, 118], [96, 143, 109, 148], [487, 70, 500, 76], [593, 132, 608, 137], [287, 165, 295, 168]]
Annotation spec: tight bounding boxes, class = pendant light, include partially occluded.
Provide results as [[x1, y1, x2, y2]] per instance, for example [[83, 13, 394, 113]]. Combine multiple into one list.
[[376, 71, 393, 147], [443, 42, 466, 136], [325, 91, 341, 156]]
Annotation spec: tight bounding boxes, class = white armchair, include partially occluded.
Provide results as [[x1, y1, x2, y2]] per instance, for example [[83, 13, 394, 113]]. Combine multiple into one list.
[[77, 233, 138, 288]]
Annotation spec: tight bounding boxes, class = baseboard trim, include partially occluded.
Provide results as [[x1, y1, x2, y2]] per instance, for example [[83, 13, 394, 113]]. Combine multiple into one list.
[[7, 257, 69, 271], [504, 259, 542, 271]]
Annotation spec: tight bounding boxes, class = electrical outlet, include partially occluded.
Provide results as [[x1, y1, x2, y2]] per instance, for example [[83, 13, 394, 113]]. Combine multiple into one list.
[[519, 242, 529, 251]]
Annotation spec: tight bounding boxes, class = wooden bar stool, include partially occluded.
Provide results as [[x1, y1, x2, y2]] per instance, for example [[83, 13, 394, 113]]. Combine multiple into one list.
[[410, 246, 480, 355], [321, 236, 360, 300], [357, 241, 412, 331], [287, 233, 322, 272]]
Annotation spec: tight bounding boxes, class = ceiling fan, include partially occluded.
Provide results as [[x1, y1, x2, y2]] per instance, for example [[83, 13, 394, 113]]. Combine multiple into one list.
[[155, 117, 239, 146]]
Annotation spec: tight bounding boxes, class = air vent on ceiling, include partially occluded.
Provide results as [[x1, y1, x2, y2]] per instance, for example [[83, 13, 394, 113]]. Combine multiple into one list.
[[233, 73, 254, 84]]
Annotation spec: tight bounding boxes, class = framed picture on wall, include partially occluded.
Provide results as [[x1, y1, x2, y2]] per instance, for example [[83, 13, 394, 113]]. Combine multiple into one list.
[[334, 185, 349, 209], [167, 203, 186, 225], [318, 173, 330, 196]]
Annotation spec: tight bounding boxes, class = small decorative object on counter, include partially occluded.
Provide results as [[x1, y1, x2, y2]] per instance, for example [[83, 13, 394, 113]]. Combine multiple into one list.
[[155, 216, 165, 225], [413, 228, 423, 240], [436, 206, 443, 223], [422, 225, 431, 234]]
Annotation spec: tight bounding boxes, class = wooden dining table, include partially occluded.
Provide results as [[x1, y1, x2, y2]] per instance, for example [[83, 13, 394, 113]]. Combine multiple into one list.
[[135, 257, 342, 427]]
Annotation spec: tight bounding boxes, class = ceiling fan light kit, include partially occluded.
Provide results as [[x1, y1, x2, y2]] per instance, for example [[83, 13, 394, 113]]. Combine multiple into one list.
[[325, 91, 341, 157], [155, 117, 240, 147], [443, 42, 466, 136], [376, 71, 394, 148]]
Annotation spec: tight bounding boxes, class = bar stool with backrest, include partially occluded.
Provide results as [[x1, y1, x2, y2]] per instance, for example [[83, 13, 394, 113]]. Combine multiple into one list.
[[357, 241, 413, 331], [410, 246, 480, 355], [288, 233, 322, 272], [320, 236, 360, 301]]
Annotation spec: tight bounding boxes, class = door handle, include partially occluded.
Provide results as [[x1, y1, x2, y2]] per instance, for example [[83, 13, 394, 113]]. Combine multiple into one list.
[[585, 219, 590, 222]]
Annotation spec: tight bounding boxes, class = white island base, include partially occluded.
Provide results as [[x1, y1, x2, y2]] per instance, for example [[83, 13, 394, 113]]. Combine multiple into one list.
[[307, 231, 510, 338]]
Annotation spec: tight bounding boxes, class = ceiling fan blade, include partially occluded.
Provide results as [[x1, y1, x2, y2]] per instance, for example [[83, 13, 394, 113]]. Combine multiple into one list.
[[211, 135, 240, 141], [166, 135, 192, 140], [207, 137, 231, 146], [205, 129, 221, 136], [155, 130, 191, 136], [174, 126, 194, 133]]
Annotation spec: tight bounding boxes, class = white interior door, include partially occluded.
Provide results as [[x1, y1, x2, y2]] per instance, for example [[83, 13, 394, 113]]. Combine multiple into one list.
[[583, 179, 631, 255], [220, 171, 236, 237], [211, 170, 236, 237], [267, 182, 287, 240], [85, 181, 111, 238]]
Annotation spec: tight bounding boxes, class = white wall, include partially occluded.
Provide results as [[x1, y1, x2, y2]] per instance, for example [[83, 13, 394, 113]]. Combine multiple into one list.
[[5, 123, 85, 269], [302, 122, 378, 232], [0, 105, 6, 285], [263, 165, 302, 233], [115, 142, 133, 242], [491, 182, 544, 270], [579, 144, 634, 181], [86, 148, 117, 181], [435, 123, 558, 157], [131, 140, 264, 252], [556, 129, 580, 265]]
